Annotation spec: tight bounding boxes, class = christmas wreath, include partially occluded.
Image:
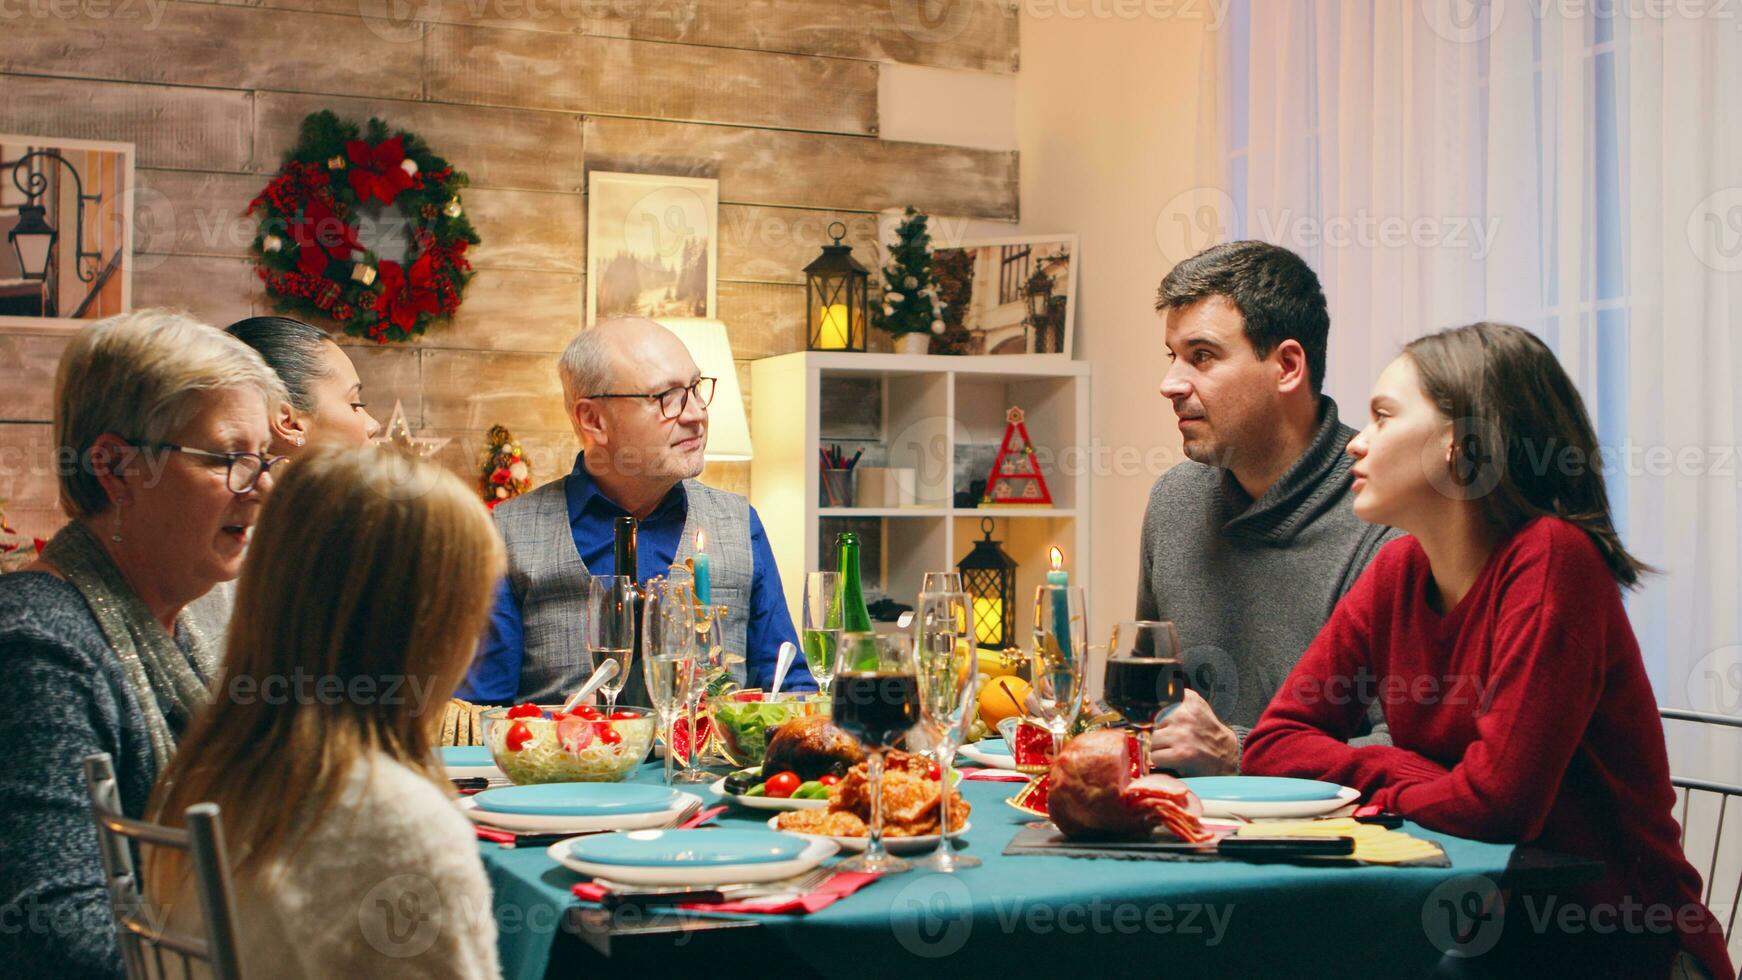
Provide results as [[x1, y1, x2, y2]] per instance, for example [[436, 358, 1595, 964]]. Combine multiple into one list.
[[247, 111, 479, 343]]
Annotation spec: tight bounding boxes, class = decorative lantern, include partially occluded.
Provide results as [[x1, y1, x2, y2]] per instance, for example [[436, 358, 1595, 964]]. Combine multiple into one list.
[[804, 220, 869, 351], [958, 517, 1018, 651], [1024, 261, 1059, 353], [8, 149, 101, 283]]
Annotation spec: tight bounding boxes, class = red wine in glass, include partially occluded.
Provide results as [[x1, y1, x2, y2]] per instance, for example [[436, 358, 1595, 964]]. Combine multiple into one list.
[[831, 672, 920, 749], [1104, 656, 1186, 725]]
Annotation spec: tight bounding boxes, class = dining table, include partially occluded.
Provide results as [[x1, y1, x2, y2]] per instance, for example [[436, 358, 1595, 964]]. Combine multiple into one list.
[[475, 763, 1603, 979]]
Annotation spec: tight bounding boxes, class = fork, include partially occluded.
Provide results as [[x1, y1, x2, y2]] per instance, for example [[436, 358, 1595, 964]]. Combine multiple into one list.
[[728, 865, 836, 900], [664, 799, 704, 829]]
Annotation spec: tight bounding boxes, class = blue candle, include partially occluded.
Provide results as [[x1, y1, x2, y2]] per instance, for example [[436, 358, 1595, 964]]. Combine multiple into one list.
[[693, 530, 712, 605], [1047, 547, 1072, 659]]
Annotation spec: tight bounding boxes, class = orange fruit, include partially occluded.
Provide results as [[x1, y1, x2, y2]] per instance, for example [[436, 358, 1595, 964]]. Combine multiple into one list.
[[977, 675, 1032, 728]]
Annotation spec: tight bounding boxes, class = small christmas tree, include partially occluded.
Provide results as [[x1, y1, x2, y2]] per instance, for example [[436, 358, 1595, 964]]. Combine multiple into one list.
[[479, 425, 532, 510], [873, 207, 945, 340]]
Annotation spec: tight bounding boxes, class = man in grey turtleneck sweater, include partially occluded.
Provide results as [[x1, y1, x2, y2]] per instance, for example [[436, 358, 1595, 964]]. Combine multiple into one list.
[[1137, 241, 1399, 776]]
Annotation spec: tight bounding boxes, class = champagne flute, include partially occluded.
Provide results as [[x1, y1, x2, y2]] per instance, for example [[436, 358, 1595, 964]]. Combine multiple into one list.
[[671, 594, 723, 783], [914, 590, 978, 871], [1104, 621, 1185, 776], [587, 575, 636, 715], [920, 572, 963, 594], [802, 571, 842, 696], [1031, 584, 1088, 759], [642, 583, 697, 786], [832, 632, 920, 874]]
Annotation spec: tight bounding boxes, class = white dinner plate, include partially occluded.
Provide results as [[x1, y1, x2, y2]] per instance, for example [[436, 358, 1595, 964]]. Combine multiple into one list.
[[713, 768, 964, 811], [709, 772, 830, 812], [957, 738, 1017, 770], [764, 814, 970, 854], [1194, 785, 1361, 820], [547, 831, 838, 886], [459, 791, 702, 833], [441, 745, 504, 781]]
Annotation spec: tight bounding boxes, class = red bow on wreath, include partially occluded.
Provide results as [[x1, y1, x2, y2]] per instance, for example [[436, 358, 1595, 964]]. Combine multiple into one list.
[[374, 251, 443, 332], [346, 135, 414, 206], [289, 199, 363, 277]]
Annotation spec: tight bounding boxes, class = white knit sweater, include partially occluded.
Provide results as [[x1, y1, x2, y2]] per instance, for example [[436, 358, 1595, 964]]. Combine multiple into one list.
[[162, 753, 501, 979]]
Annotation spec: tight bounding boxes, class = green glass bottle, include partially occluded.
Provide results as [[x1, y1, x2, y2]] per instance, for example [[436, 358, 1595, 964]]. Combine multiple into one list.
[[834, 531, 875, 637]]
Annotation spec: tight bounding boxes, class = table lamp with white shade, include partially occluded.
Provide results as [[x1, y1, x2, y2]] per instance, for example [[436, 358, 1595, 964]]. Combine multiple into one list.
[[656, 317, 752, 462]]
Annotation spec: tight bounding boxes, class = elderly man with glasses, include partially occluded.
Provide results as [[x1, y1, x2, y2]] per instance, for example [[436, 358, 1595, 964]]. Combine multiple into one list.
[[458, 316, 813, 706]]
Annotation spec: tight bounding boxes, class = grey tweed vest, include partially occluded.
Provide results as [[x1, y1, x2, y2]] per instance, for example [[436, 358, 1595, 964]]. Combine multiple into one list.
[[492, 477, 754, 705]]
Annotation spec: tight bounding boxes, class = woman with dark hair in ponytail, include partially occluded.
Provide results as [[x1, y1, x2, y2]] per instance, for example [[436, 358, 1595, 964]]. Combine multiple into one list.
[[1245, 322, 1730, 979], [225, 316, 382, 455]]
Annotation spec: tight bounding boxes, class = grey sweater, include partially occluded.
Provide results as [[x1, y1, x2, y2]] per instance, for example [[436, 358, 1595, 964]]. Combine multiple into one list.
[[0, 573, 198, 980], [1136, 397, 1400, 744]]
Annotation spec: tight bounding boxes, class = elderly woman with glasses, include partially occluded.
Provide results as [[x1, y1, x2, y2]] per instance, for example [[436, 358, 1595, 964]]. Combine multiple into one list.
[[0, 309, 286, 978]]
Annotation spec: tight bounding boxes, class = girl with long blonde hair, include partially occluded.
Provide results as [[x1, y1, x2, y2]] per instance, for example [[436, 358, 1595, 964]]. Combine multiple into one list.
[[148, 447, 505, 978]]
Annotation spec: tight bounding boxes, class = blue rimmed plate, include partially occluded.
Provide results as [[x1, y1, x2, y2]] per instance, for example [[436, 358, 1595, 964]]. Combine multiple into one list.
[[567, 829, 806, 867], [474, 782, 682, 817], [958, 738, 1016, 770], [459, 791, 701, 833], [1182, 777, 1360, 819], [548, 830, 837, 886]]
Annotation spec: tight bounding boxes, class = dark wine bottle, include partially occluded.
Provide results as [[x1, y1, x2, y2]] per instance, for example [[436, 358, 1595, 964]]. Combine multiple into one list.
[[611, 516, 648, 706]]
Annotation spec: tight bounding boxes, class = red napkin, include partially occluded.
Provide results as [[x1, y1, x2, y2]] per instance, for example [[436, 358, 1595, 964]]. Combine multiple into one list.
[[961, 768, 1029, 782], [678, 805, 728, 829], [474, 826, 517, 844], [570, 870, 879, 914]]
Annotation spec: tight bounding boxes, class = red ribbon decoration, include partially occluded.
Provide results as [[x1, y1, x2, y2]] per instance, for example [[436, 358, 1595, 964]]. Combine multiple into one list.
[[374, 250, 443, 333], [345, 135, 414, 206]]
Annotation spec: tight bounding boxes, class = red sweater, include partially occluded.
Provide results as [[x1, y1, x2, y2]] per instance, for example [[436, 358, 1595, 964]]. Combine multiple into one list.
[[1244, 517, 1731, 979]]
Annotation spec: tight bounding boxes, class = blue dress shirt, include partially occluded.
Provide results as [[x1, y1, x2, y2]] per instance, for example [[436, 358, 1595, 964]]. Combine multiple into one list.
[[458, 454, 813, 703]]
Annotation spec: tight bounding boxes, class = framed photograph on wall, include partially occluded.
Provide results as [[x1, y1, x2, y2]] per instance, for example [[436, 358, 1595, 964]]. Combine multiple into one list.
[[930, 234, 1077, 357], [586, 171, 717, 325], [0, 134, 134, 333]]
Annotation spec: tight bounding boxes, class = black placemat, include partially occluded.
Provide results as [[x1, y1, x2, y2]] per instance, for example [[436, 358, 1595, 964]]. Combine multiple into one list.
[[1002, 822, 1450, 867]]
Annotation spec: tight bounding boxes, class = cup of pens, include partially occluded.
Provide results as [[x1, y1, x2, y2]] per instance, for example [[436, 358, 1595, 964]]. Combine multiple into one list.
[[820, 444, 861, 507]]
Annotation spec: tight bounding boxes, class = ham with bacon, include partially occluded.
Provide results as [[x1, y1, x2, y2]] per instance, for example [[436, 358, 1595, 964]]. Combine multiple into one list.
[[1047, 729, 1214, 843]]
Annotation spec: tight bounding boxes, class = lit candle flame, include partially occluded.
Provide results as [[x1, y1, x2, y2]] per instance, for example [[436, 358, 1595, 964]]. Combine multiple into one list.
[[1049, 546, 1064, 571], [695, 530, 706, 551]]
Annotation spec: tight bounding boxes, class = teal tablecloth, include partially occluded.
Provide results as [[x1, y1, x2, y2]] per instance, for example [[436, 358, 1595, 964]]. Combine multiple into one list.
[[479, 764, 1530, 979]]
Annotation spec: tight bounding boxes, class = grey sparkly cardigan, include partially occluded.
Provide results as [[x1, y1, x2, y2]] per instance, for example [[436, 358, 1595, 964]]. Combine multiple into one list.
[[0, 572, 196, 980]]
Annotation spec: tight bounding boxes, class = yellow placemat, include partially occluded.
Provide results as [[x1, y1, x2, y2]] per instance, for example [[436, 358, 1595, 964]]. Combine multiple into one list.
[[1236, 817, 1446, 865]]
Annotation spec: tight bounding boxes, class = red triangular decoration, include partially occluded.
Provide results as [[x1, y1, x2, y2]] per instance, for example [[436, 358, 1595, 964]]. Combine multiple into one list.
[[982, 406, 1052, 506]]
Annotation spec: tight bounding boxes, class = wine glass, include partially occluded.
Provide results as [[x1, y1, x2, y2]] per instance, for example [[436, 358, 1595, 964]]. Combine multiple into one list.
[[802, 571, 842, 696], [832, 632, 920, 874], [1104, 621, 1185, 776], [920, 572, 963, 594], [1031, 584, 1088, 759], [587, 575, 636, 715], [914, 590, 978, 871], [671, 588, 722, 784], [642, 582, 697, 787]]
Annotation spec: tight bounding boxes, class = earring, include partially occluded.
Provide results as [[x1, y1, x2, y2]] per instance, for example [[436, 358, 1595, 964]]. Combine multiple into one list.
[[294, 434, 305, 447], [111, 509, 123, 544]]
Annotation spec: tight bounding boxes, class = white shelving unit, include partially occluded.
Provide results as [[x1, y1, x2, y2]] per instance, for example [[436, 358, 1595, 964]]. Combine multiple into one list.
[[751, 351, 1091, 640]]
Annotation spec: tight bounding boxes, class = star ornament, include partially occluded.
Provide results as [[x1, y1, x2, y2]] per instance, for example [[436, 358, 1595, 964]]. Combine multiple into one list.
[[376, 399, 451, 460]]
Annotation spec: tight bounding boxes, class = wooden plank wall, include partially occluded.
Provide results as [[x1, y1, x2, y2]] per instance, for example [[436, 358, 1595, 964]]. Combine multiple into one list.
[[0, 1, 1018, 540]]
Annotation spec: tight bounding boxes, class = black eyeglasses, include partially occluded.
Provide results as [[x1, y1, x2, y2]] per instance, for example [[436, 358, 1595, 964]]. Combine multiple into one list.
[[585, 377, 717, 420], [145, 442, 288, 494]]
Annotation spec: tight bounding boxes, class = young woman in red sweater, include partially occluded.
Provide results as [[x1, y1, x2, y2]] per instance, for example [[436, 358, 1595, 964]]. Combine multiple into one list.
[[1243, 322, 1731, 979]]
